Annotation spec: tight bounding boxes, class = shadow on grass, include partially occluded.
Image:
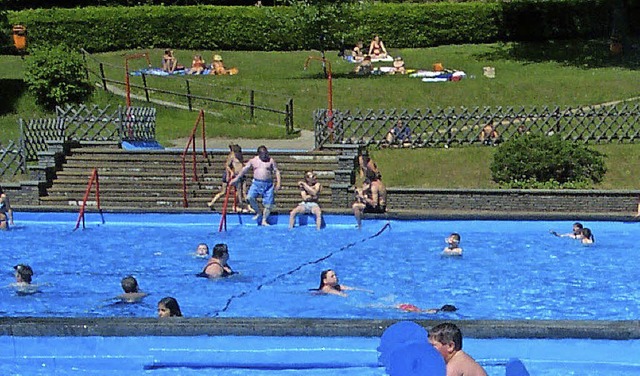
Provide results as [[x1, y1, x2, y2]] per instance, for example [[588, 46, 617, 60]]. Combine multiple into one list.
[[476, 39, 640, 70], [0, 79, 27, 116], [300, 72, 388, 80]]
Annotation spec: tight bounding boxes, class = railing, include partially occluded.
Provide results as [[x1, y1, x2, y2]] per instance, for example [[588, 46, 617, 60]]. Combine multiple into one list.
[[181, 109, 208, 208], [314, 102, 640, 148], [81, 49, 296, 134], [0, 140, 26, 179], [74, 168, 104, 230], [218, 183, 238, 233]]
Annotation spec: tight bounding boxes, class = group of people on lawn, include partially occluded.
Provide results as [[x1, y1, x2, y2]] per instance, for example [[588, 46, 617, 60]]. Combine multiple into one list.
[[161, 49, 238, 75]]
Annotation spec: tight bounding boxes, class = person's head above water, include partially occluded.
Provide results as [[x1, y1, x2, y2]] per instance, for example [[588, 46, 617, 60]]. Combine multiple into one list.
[[14, 264, 33, 284], [318, 269, 339, 290], [572, 222, 584, 234], [196, 243, 209, 256], [446, 233, 461, 246], [121, 275, 139, 293], [212, 243, 229, 259], [157, 296, 182, 318]]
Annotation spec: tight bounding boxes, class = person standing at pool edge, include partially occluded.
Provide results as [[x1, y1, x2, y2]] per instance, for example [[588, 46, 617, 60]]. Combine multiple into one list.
[[230, 145, 281, 226], [428, 322, 487, 376], [0, 185, 14, 230]]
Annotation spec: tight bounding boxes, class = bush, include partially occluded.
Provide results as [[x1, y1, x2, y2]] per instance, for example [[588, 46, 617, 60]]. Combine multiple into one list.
[[23, 45, 92, 109], [490, 133, 606, 189]]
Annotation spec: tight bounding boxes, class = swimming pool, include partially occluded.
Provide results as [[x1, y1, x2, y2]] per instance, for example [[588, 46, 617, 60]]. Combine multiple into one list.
[[1, 334, 639, 376], [2, 212, 639, 320]]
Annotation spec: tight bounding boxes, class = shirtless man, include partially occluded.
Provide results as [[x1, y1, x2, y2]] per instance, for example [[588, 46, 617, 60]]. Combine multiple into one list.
[[550, 222, 583, 239], [443, 233, 463, 256], [428, 322, 488, 376], [116, 275, 148, 303], [289, 170, 323, 230], [352, 169, 386, 228], [230, 145, 281, 226], [200, 243, 234, 279]]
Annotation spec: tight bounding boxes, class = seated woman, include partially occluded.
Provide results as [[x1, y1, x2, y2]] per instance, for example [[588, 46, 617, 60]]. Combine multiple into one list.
[[368, 35, 388, 59], [391, 56, 406, 75], [189, 54, 206, 75], [211, 54, 239, 75], [355, 55, 373, 75], [161, 49, 177, 73], [351, 41, 365, 63], [479, 123, 500, 146]]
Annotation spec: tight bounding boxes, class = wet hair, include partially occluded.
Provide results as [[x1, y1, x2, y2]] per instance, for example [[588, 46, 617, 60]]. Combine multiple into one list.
[[582, 228, 594, 241], [316, 269, 340, 291], [197, 243, 209, 255], [121, 275, 139, 293], [439, 304, 458, 312], [213, 243, 229, 258], [428, 322, 463, 351], [364, 168, 379, 182], [14, 264, 33, 284], [450, 233, 461, 243], [158, 296, 182, 317], [573, 222, 584, 230]]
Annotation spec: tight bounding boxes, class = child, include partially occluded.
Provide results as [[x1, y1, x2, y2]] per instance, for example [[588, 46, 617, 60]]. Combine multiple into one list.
[[116, 275, 148, 303], [355, 55, 373, 75], [189, 54, 206, 75], [157, 296, 182, 317], [195, 243, 209, 257], [391, 56, 406, 75], [351, 41, 364, 62], [12, 264, 39, 295], [443, 233, 463, 256]]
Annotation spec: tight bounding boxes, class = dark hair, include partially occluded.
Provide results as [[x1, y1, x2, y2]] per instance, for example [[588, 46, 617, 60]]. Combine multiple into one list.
[[428, 322, 463, 351], [158, 296, 182, 317], [257, 145, 268, 154], [230, 144, 243, 162], [573, 222, 584, 229], [449, 233, 461, 242], [313, 269, 341, 292], [582, 228, 594, 241], [14, 264, 33, 284], [439, 304, 458, 312], [121, 275, 139, 293], [213, 243, 229, 258]]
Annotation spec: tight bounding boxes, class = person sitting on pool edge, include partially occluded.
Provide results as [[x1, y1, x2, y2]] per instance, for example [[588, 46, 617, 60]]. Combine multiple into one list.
[[397, 303, 458, 314], [428, 322, 488, 376], [157, 296, 182, 318], [289, 170, 323, 230], [198, 243, 234, 279], [443, 233, 463, 256], [352, 169, 387, 228], [550, 222, 584, 239], [311, 269, 370, 297], [116, 275, 148, 303]]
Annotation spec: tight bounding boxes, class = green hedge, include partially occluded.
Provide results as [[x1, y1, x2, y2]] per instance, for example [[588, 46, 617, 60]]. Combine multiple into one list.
[[7, 0, 620, 53]]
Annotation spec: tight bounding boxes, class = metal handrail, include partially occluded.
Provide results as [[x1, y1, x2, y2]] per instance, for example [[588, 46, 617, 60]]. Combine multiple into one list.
[[74, 168, 104, 230], [181, 110, 208, 208]]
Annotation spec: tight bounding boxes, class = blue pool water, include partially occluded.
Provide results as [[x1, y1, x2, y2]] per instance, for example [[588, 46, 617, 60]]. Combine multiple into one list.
[[1, 335, 639, 376], [2, 212, 639, 320]]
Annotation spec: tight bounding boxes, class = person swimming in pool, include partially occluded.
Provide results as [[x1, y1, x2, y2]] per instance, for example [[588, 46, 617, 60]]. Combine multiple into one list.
[[550, 222, 584, 239], [442, 233, 463, 256], [116, 275, 148, 303], [199, 243, 234, 279], [194, 243, 209, 258], [397, 303, 458, 314], [11, 264, 39, 295], [311, 269, 370, 297], [580, 227, 594, 245], [157, 296, 182, 318]]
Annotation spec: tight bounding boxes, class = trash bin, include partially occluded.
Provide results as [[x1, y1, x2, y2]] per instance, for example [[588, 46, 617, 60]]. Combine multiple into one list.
[[12, 25, 27, 51]]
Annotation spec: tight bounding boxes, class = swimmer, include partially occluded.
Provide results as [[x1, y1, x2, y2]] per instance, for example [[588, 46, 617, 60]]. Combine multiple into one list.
[[157, 296, 182, 318], [195, 243, 209, 258], [397, 303, 458, 314], [581, 228, 594, 245], [443, 233, 463, 256], [550, 222, 583, 239], [199, 243, 234, 278], [311, 269, 371, 297], [116, 275, 148, 303], [11, 264, 39, 295], [428, 322, 488, 376]]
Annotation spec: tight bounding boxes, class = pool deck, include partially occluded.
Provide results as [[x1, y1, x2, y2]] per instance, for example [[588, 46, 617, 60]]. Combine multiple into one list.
[[1, 317, 639, 339]]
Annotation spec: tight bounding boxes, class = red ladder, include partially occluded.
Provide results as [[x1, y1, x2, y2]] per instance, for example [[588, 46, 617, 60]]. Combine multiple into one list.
[[74, 168, 105, 230]]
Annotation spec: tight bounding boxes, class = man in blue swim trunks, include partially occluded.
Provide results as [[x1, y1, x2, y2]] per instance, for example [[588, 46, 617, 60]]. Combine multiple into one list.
[[230, 145, 281, 226]]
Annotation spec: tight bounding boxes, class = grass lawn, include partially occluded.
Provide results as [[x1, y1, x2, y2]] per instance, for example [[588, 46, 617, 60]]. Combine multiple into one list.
[[1, 40, 639, 189]]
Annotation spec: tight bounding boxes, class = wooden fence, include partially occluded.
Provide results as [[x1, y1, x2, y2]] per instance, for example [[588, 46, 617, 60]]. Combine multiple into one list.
[[314, 102, 640, 148], [0, 141, 26, 179]]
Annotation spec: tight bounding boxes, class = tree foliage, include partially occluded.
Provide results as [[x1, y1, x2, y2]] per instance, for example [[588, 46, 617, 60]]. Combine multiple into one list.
[[23, 45, 92, 109], [490, 133, 607, 189]]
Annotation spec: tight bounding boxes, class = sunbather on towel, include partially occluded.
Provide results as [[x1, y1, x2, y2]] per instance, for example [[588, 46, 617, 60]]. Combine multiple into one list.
[[211, 54, 239, 75], [189, 54, 206, 75], [162, 49, 178, 73]]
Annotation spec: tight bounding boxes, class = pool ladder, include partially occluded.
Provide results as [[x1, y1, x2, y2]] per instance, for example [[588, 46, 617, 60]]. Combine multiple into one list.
[[218, 177, 238, 232], [74, 168, 105, 230]]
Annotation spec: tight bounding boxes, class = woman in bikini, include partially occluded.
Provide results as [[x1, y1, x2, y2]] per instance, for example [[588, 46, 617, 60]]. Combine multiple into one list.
[[208, 144, 249, 212], [199, 243, 234, 279], [368, 35, 388, 59], [189, 54, 206, 75]]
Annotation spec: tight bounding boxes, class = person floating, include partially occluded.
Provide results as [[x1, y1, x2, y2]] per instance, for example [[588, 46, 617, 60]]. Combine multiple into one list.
[[230, 145, 281, 226], [157, 296, 182, 318], [397, 303, 458, 314], [289, 170, 323, 230], [428, 322, 488, 376], [311, 269, 370, 297]]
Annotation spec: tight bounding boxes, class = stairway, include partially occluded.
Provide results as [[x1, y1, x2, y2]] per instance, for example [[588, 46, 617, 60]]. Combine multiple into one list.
[[41, 147, 347, 212]]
